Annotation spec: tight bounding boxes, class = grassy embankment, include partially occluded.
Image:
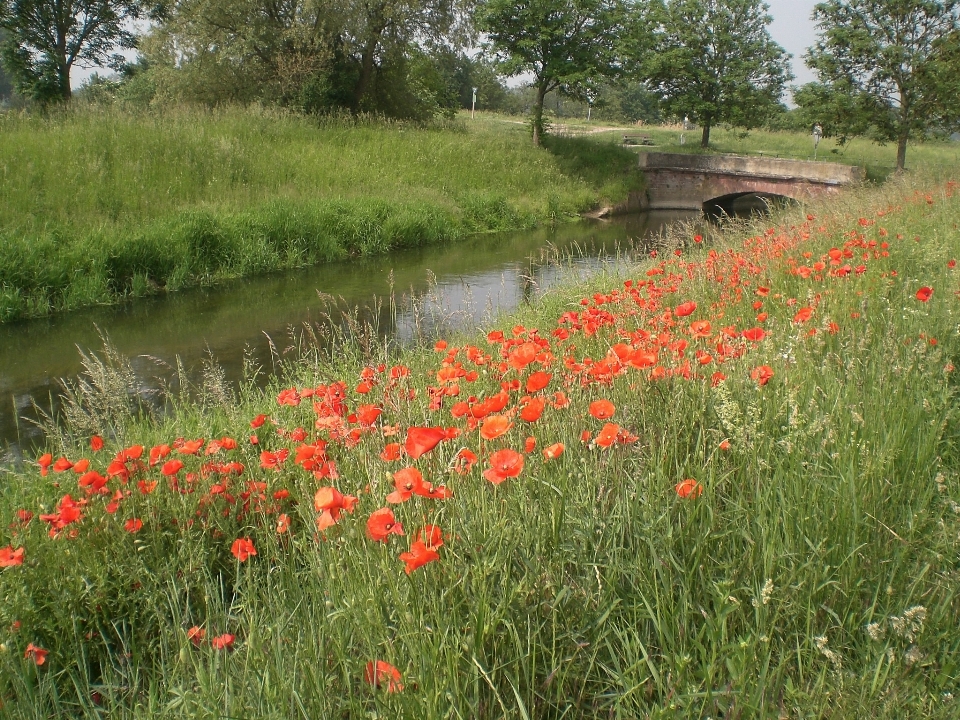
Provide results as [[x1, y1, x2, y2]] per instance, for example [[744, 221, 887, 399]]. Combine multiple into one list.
[[0, 172, 958, 717], [473, 112, 960, 182], [0, 107, 641, 323]]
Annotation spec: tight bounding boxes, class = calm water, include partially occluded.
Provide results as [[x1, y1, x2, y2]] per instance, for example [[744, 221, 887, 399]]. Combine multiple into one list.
[[0, 211, 694, 462]]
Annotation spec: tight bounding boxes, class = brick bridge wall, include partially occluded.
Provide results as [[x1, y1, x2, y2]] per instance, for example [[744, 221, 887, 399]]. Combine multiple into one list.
[[616, 152, 865, 212]]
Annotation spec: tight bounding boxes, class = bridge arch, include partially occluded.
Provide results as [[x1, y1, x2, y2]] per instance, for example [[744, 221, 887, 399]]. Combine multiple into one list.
[[628, 152, 864, 213], [703, 191, 798, 218]]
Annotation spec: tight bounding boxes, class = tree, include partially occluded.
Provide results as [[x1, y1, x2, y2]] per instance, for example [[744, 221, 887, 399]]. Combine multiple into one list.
[[0, 0, 150, 101], [477, 0, 628, 146], [0, 31, 13, 100], [803, 0, 960, 171], [643, 0, 791, 147]]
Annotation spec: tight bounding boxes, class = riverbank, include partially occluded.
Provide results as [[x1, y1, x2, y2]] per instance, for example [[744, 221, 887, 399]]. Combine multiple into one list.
[[0, 107, 643, 323], [1, 172, 958, 717]]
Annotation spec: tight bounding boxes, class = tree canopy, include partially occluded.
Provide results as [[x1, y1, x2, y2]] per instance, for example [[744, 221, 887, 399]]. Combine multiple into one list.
[[643, 0, 791, 147], [0, 0, 150, 101], [477, 0, 628, 146], [801, 0, 960, 171]]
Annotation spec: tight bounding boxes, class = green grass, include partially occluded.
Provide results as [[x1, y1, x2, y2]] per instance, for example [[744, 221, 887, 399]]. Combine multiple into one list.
[[473, 112, 960, 182], [0, 106, 643, 322], [0, 171, 958, 717]]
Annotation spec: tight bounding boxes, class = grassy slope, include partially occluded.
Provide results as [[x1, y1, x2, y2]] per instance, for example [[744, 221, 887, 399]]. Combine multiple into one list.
[[0, 107, 642, 322], [0, 172, 958, 718], [476, 112, 960, 182]]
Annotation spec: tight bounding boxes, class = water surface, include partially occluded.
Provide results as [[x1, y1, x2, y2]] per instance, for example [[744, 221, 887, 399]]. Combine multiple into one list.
[[0, 211, 694, 462]]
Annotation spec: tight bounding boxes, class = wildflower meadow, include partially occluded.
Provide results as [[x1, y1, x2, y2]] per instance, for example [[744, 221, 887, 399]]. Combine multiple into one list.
[[1, 174, 959, 718]]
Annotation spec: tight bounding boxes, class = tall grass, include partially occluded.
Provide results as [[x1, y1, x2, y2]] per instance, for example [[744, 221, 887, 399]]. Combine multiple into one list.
[[0, 172, 958, 717], [0, 106, 642, 322]]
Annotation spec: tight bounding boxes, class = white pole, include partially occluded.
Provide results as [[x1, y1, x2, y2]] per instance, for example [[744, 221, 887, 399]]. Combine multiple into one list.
[[471, 88, 477, 119]]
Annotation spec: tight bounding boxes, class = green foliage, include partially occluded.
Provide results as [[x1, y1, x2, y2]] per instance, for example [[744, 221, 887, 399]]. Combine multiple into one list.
[[0, 0, 147, 102], [643, 0, 792, 147], [1, 174, 959, 717], [803, 0, 960, 171], [477, 0, 629, 145], [0, 107, 636, 321]]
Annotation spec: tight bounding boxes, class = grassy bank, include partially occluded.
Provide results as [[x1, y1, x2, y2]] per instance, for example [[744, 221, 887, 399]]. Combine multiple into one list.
[[0, 107, 642, 323], [474, 113, 960, 182], [0, 172, 958, 717]]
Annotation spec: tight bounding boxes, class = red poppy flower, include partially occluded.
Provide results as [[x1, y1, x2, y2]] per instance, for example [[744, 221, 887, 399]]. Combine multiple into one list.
[[675, 478, 703, 498], [415, 525, 445, 549], [90, 436, 104, 452], [260, 449, 290, 470], [674, 301, 697, 317], [53, 457, 73, 473], [507, 342, 539, 370], [742, 327, 766, 342], [480, 414, 513, 441], [399, 540, 440, 574], [250, 414, 268, 428], [484, 448, 524, 485], [367, 508, 405, 541], [380, 443, 403, 461], [542, 443, 564, 460], [24, 643, 48, 666], [524, 436, 536, 453], [525, 371, 552, 393], [404, 426, 447, 459], [589, 399, 616, 420], [38, 453, 53, 476], [0, 545, 24, 567], [451, 448, 478, 474], [916, 286, 933, 302], [231, 538, 257, 562], [277, 388, 301, 406], [161, 459, 184, 476], [387, 467, 425, 503], [71, 458, 90, 474], [593, 423, 621, 449], [793, 307, 813, 324], [690, 320, 712, 338], [177, 438, 205, 455], [124, 518, 143, 533], [187, 626, 206, 646], [365, 660, 404, 692], [750, 365, 774, 386], [519, 397, 546, 422], [211, 633, 235, 650]]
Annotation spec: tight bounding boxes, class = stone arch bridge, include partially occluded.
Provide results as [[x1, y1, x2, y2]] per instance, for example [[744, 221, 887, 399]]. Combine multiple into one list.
[[619, 152, 864, 214]]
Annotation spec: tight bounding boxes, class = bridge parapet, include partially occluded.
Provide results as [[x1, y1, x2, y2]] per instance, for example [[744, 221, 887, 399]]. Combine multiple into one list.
[[624, 152, 865, 212]]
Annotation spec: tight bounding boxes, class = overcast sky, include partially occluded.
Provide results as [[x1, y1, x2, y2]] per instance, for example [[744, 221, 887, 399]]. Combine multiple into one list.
[[75, 1, 824, 92], [766, 0, 820, 88]]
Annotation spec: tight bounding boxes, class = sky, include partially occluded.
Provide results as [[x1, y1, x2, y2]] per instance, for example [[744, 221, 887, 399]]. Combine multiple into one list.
[[766, 0, 820, 88], [73, 1, 824, 92]]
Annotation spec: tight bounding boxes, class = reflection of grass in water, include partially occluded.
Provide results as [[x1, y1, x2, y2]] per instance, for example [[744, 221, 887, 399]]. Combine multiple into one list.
[[0, 108, 644, 323]]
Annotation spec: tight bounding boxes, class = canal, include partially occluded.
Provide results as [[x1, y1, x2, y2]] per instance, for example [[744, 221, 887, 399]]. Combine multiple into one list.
[[0, 210, 696, 463]]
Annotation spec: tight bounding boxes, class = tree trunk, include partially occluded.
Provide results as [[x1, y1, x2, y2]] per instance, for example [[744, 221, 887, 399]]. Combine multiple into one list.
[[532, 82, 547, 147], [896, 131, 908, 172], [700, 120, 711, 148], [56, 30, 71, 100], [57, 62, 71, 100], [354, 35, 379, 110]]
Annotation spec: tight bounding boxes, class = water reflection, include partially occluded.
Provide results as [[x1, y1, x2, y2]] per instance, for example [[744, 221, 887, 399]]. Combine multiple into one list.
[[0, 211, 694, 461]]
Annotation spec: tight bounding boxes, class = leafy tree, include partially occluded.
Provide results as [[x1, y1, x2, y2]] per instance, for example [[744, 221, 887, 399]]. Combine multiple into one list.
[[802, 0, 960, 171], [643, 0, 791, 147], [0, 0, 150, 101], [0, 31, 12, 100], [342, 0, 473, 110], [477, 0, 629, 146]]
